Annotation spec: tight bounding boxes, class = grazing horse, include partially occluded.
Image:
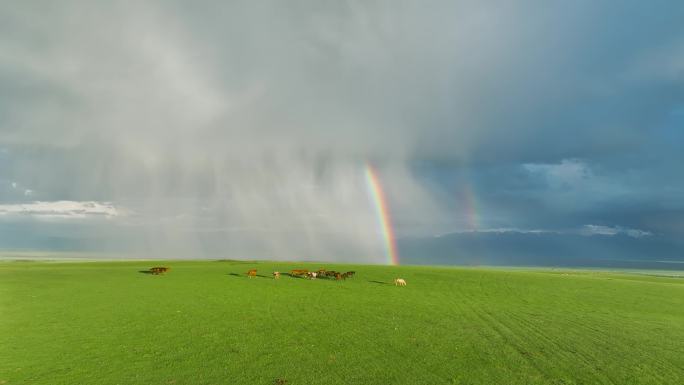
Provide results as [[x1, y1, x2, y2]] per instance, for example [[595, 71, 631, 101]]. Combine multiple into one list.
[[246, 269, 257, 278], [150, 267, 169, 275], [335, 272, 342, 280], [306, 272, 318, 279], [394, 278, 407, 286], [273, 271, 280, 279], [290, 269, 308, 277]]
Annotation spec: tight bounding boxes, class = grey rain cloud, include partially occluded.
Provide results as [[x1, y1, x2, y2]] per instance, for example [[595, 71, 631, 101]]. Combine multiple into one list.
[[1, 1, 683, 265]]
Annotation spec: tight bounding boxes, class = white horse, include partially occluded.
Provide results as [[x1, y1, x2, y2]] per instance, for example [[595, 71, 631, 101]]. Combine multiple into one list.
[[394, 278, 407, 286], [273, 271, 280, 279]]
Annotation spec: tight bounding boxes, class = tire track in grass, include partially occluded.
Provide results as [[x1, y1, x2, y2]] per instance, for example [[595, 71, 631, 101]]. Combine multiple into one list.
[[441, 272, 499, 363], [561, 298, 684, 382], [502, 273, 678, 383], [449, 271, 553, 383], [537, 310, 678, 383], [470, 304, 554, 383], [416, 276, 480, 384], [491, 272, 617, 385], [400, 274, 469, 383], [490, 273, 615, 384], [497, 271, 679, 384], [500, 312, 618, 385], [470, 270, 615, 384], [521, 309, 646, 384]]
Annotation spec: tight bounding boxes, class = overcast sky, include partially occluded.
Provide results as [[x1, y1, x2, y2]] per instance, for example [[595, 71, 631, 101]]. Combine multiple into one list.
[[1, 1, 683, 266]]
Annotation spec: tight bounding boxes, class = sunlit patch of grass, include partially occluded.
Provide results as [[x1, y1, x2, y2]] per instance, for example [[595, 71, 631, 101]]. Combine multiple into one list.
[[1, 261, 683, 384]]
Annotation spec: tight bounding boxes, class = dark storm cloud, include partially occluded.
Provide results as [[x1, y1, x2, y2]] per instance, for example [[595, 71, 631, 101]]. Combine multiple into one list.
[[0, 1, 682, 263]]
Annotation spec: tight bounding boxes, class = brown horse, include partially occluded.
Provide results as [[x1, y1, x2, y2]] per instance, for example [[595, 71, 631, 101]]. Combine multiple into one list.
[[246, 269, 257, 278], [290, 269, 308, 277], [150, 267, 170, 275]]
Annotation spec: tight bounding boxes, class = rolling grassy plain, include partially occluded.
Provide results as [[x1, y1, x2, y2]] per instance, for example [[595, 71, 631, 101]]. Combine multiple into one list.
[[1, 260, 683, 385]]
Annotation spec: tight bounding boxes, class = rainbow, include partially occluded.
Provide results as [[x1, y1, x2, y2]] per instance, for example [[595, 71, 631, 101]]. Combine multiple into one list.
[[365, 163, 399, 265], [461, 183, 481, 231]]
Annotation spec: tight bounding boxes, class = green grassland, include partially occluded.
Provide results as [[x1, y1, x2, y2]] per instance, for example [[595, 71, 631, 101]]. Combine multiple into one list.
[[1, 260, 683, 385]]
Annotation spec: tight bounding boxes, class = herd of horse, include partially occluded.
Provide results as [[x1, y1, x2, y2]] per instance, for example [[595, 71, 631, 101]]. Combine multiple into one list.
[[147, 266, 406, 285], [246, 268, 355, 280], [280, 268, 354, 280]]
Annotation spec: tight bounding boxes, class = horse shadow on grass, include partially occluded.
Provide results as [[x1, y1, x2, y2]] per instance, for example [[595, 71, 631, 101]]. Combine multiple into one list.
[[287, 273, 307, 279], [368, 280, 387, 285], [138, 270, 154, 274]]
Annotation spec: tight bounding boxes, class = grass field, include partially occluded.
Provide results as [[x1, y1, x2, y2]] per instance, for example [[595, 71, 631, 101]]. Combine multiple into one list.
[[1, 260, 683, 385]]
